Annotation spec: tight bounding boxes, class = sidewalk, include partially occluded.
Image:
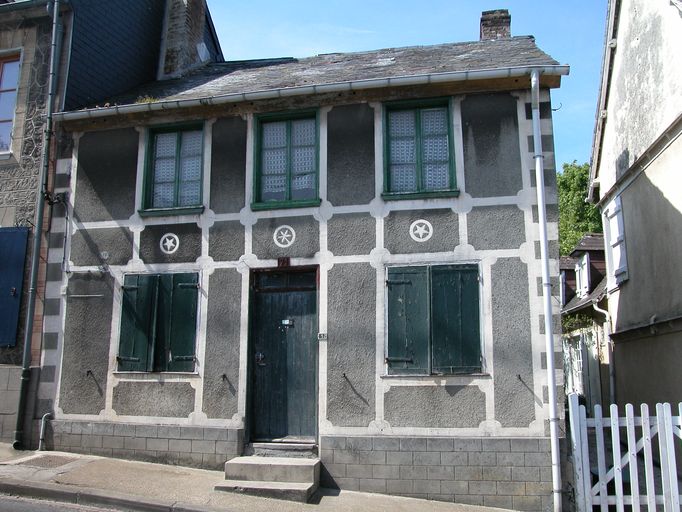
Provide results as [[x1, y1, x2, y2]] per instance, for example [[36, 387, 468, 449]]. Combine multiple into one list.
[[0, 444, 509, 512]]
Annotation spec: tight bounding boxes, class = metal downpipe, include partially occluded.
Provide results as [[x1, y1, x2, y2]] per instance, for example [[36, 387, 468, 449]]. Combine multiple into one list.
[[13, 0, 61, 450], [530, 69, 562, 512]]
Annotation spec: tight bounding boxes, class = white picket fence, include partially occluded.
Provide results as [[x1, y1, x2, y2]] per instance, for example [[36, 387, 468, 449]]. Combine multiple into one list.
[[568, 393, 682, 511]]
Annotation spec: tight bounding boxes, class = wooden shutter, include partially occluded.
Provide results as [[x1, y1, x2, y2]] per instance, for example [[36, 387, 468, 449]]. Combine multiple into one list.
[[386, 267, 429, 375], [0, 227, 28, 347], [166, 273, 198, 372], [118, 274, 155, 371], [431, 265, 481, 374]]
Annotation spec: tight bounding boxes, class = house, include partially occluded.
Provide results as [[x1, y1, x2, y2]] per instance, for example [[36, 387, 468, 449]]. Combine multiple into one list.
[[560, 233, 610, 413], [587, 0, 682, 408], [46, 8, 568, 509], [0, 0, 222, 448]]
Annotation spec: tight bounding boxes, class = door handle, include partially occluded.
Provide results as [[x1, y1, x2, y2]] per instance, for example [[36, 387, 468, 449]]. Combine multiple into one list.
[[255, 351, 266, 366], [10, 287, 16, 297]]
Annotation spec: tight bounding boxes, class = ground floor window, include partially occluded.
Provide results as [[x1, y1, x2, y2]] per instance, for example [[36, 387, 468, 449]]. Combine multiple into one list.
[[386, 264, 481, 375], [117, 273, 199, 372]]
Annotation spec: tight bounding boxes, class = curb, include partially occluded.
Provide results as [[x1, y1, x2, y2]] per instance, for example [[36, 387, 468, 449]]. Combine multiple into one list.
[[0, 478, 229, 512]]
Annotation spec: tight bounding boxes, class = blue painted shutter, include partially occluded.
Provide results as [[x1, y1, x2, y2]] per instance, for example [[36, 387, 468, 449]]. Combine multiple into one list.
[[431, 265, 481, 374], [387, 266, 429, 375], [0, 227, 28, 347]]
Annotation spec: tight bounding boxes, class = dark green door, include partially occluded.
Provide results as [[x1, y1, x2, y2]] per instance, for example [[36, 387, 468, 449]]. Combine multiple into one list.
[[250, 270, 317, 441]]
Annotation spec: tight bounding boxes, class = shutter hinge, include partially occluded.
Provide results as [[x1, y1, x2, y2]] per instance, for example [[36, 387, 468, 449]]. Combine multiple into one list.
[[385, 356, 414, 363], [122, 285, 138, 291], [173, 355, 197, 362], [116, 356, 140, 362], [386, 280, 411, 285], [178, 283, 200, 289]]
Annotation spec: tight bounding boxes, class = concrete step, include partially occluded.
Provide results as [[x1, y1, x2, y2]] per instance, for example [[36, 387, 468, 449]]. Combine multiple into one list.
[[215, 479, 317, 503], [223, 456, 320, 484], [246, 442, 317, 458]]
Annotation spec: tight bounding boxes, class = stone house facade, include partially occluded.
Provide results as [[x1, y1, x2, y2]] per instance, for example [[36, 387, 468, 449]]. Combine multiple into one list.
[[46, 10, 567, 510]]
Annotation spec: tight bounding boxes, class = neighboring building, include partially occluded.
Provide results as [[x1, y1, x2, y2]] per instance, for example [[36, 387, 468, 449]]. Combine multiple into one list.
[[560, 234, 610, 413], [588, 0, 682, 408], [0, 0, 222, 445], [47, 9, 567, 509]]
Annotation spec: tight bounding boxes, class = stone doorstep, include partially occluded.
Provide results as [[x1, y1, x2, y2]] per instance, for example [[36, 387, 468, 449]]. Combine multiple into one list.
[[247, 442, 317, 459], [219, 456, 320, 503], [216, 480, 317, 503]]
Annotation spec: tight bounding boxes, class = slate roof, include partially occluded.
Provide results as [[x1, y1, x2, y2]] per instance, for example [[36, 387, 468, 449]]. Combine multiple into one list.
[[108, 36, 560, 107], [562, 277, 607, 315], [569, 233, 604, 256], [560, 256, 578, 271]]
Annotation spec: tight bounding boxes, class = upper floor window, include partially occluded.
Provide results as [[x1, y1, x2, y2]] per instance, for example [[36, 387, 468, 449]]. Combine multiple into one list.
[[383, 100, 458, 199], [575, 253, 590, 298], [142, 125, 203, 214], [603, 196, 627, 289], [0, 56, 20, 153], [253, 112, 320, 210]]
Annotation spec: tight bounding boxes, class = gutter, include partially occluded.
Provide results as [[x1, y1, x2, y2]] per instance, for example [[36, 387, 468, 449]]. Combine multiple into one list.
[[52, 64, 569, 123], [531, 69, 562, 512], [13, 0, 62, 450]]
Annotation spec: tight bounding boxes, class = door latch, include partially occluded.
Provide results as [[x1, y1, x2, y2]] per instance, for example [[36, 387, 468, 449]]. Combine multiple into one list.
[[255, 351, 266, 366], [10, 287, 16, 297], [281, 319, 294, 327]]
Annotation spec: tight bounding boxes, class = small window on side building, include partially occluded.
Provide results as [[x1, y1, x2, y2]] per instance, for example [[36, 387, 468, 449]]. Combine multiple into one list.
[[0, 56, 20, 154]]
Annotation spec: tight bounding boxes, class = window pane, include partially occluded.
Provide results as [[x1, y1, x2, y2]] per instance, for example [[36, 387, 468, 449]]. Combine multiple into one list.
[[291, 146, 315, 175], [178, 180, 201, 206], [262, 147, 287, 175], [153, 157, 175, 183], [422, 134, 449, 163], [262, 121, 286, 148], [261, 175, 287, 201], [153, 183, 174, 208], [179, 155, 201, 182], [0, 121, 10, 152], [291, 118, 315, 146], [155, 133, 176, 158], [389, 110, 415, 137], [180, 131, 202, 156], [390, 164, 417, 192], [421, 107, 448, 135], [423, 163, 449, 190], [0, 60, 19, 90], [390, 138, 416, 165], [0, 91, 16, 120], [291, 173, 316, 200]]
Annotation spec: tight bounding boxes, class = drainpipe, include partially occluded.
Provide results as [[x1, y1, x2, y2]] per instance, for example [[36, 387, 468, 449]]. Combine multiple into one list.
[[530, 69, 562, 512], [592, 303, 615, 404], [13, 0, 61, 450]]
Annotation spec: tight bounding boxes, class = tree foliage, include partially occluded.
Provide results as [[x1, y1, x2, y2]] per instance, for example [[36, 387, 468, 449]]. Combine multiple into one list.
[[557, 161, 602, 256]]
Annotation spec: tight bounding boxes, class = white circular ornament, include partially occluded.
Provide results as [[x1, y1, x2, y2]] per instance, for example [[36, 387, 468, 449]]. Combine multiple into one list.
[[273, 225, 296, 248], [409, 219, 433, 242], [160, 233, 180, 254]]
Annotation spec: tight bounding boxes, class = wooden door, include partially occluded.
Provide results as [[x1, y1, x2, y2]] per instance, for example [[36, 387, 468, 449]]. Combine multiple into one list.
[[250, 269, 317, 441]]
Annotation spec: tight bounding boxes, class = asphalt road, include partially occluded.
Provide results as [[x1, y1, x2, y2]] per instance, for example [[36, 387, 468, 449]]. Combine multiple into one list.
[[0, 495, 116, 511]]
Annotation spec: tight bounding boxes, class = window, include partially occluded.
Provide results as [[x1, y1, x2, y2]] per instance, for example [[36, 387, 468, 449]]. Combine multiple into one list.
[[603, 196, 627, 288], [143, 126, 203, 213], [117, 273, 199, 372], [253, 113, 320, 210], [386, 264, 480, 375], [383, 100, 457, 199], [575, 253, 590, 298], [0, 55, 20, 153]]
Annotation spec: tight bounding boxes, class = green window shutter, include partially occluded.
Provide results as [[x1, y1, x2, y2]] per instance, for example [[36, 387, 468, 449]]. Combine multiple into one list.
[[431, 265, 480, 374], [387, 267, 429, 375], [166, 273, 198, 372], [118, 274, 155, 371]]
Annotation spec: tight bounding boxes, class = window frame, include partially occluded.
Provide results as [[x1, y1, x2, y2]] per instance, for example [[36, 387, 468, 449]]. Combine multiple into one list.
[[252, 110, 321, 211], [0, 53, 21, 156], [140, 123, 205, 217], [384, 263, 483, 376], [116, 272, 200, 373], [382, 98, 459, 201]]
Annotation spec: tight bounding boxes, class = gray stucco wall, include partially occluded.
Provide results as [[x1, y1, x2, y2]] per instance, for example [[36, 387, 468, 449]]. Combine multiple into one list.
[[70, 228, 133, 266], [74, 128, 138, 222], [468, 206, 525, 250], [491, 258, 535, 427], [462, 93, 522, 198], [384, 386, 486, 428], [208, 221, 244, 262], [327, 264, 375, 426], [327, 213, 375, 256], [252, 216, 319, 259], [112, 382, 195, 418], [139, 223, 202, 264], [327, 104, 375, 206], [384, 209, 458, 254], [203, 268, 241, 419], [210, 116, 247, 214], [60, 273, 114, 415]]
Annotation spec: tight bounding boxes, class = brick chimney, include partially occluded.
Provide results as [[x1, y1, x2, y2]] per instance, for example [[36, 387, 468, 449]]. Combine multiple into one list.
[[159, 0, 211, 79], [480, 9, 511, 40]]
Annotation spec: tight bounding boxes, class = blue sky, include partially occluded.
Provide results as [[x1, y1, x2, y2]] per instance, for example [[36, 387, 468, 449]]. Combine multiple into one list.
[[205, 1, 608, 169]]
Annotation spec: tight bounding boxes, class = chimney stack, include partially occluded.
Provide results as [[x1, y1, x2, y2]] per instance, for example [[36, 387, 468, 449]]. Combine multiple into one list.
[[159, 0, 211, 79], [480, 9, 511, 41]]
